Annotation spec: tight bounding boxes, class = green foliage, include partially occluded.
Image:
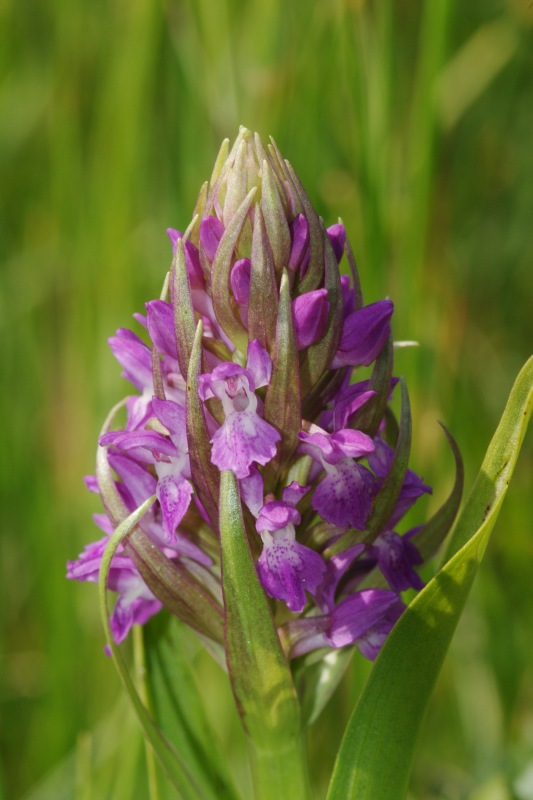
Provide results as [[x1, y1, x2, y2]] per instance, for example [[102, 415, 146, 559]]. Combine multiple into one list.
[[143, 616, 238, 800], [219, 471, 310, 799], [1, 0, 532, 798], [327, 357, 533, 799], [99, 497, 205, 799]]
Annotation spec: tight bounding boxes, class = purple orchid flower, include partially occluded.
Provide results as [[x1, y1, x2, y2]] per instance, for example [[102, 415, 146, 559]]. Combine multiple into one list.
[[230, 258, 252, 326], [67, 536, 162, 647], [288, 214, 310, 274], [289, 589, 405, 660], [70, 129, 456, 670], [198, 340, 281, 479], [292, 289, 330, 350], [326, 223, 346, 263], [367, 530, 425, 592], [299, 427, 376, 530], [99, 398, 195, 546], [199, 216, 225, 264], [331, 299, 394, 368], [256, 501, 326, 613]]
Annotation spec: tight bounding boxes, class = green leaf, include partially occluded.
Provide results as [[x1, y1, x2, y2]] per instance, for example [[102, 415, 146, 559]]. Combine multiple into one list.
[[98, 497, 206, 800], [260, 158, 291, 273], [411, 424, 464, 561], [248, 204, 279, 354], [143, 614, 239, 800], [326, 356, 533, 800], [125, 527, 224, 643], [264, 270, 301, 467], [283, 159, 324, 294], [209, 138, 230, 187], [186, 320, 221, 529], [343, 229, 363, 310], [211, 187, 256, 351], [365, 376, 411, 540], [294, 647, 355, 727], [96, 412, 224, 643], [223, 138, 252, 232], [172, 236, 197, 380], [218, 471, 310, 800], [351, 335, 394, 438], [191, 183, 208, 245]]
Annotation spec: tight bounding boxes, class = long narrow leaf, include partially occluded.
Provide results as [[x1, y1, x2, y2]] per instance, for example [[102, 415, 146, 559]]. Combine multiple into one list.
[[96, 414, 224, 642], [144, 614, 239, 800], [219, 471, 310, 800], [327, 356, 533, 800], [412, 424, 464, 561], [172, 236, 197, 380], [295, 647, 355, 727], [248, 204, 278, 354], [264, 270, 301, 467], [186, 320, 221, 529], [98, 497, 206, 800]]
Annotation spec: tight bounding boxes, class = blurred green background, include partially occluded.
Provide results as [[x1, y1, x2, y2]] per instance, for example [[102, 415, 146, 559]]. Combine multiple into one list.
[[1, 0, 532, 797]]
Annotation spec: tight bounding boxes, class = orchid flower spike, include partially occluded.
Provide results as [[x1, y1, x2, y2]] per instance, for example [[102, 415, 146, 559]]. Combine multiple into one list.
[[69, 127, 462, 668]]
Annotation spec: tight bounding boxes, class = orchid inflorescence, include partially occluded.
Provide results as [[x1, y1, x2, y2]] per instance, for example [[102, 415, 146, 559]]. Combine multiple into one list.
[[68, 127, 457, 668]]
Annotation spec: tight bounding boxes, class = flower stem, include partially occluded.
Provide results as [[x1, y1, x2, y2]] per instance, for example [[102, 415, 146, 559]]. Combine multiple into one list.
[[249, 737, 312, 800], [133, 626, 160, 800]]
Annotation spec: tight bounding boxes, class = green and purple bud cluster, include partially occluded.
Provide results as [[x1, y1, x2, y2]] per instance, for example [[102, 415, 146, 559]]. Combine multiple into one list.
[[69, 127, 460, 665]]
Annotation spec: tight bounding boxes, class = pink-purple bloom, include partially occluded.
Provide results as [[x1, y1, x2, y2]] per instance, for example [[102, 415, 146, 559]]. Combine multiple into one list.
[[331, 300, 394, 368], [67, 536, 162, 646], [292, 289, 330, 350], [198, 341, 280, 479], [68, 128, 453, 667], [256, 501, 326, 613], [299, 428, 375, 529]]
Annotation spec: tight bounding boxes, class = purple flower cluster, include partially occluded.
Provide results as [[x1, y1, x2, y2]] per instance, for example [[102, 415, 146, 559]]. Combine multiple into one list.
[[68, 128, 434, 661]]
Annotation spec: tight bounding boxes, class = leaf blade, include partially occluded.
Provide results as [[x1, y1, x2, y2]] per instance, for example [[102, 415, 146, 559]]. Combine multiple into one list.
[[144, 614, 239, 800], [327, 356, 533, 800], [98, 497, 206, 800], [219, 470, 310, 800]]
